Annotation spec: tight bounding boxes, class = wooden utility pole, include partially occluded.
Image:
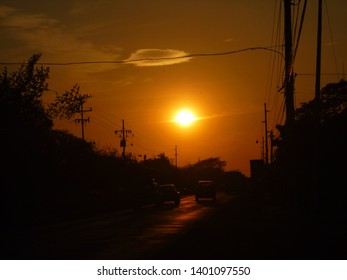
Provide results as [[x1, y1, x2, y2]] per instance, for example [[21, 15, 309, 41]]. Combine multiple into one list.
[[75, 103, 92, 141], [115, 119, 133, 159], [270, 130, 274, 164], [263, 103, 269, 164], [284, 0, 295, 125], [310, 0, 323, 218], [315, 0, 322, 101], [261, 137, 265, 162]]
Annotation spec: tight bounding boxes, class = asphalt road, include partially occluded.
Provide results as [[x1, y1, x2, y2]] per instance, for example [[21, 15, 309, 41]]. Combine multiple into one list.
[[3, 193, 233, 260], [4, 190, 347, 260]]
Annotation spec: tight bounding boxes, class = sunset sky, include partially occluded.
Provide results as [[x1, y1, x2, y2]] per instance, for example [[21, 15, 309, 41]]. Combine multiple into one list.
[[1, 0, 347, 175]]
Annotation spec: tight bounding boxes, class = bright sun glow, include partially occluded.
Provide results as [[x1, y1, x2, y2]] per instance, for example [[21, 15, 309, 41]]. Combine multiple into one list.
[[175, 110, 196, 126]]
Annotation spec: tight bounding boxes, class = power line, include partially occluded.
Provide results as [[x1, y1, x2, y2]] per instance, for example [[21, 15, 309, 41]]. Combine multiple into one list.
[[283, 0, 295, 124], [272, 96, 285, 131], [93, 106, 117, 128], [0, 46, 284, 66], [292, 0, 308, 65], [265, 0, 284, 133], [92, 115, 114, 131], [297, 72, 342, 76], [324, 0, 340, 80], [262, 103, 269, 165], [264, 0, 281, 105], [131, 138, 160, 154], [125, 120, 172, 151], [92, 112, 168, 156]]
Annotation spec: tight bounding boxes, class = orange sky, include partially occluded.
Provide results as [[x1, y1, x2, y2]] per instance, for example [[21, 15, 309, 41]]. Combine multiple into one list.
[[1, 0, 347, 175]]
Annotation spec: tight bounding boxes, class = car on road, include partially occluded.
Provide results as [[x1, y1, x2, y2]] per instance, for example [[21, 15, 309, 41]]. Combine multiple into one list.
[[156, 184, 181, 205], [195, 180, 216, 201]]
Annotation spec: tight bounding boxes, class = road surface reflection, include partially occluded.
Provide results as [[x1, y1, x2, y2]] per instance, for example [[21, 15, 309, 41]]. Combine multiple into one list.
[[17, 193, 233, 259]]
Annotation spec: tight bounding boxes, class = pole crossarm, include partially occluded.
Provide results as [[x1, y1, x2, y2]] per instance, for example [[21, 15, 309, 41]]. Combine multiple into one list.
[[115, 120, 133, 159], [74, 105, 92, 141]]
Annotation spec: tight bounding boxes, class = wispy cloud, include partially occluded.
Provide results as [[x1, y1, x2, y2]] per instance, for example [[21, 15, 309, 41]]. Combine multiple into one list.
[[0, 5, 191, 69], [126, 49, 192, 67]]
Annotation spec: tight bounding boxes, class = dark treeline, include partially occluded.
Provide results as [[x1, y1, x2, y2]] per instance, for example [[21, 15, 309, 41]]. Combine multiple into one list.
[[1, 55, 247, 229], [265, 79, 347, 222], [6, 54, 345, 231]]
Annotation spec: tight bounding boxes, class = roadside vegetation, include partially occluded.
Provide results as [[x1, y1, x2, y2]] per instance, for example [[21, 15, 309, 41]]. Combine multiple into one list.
[[266, 79, 347, 222], [3, 54, 345, 230], [0, 55, 247, 229]]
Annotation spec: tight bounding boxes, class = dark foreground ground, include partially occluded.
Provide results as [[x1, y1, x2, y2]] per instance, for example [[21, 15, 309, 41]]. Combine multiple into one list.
[[2, 187, 347, 260], [153, 190, 347, 260]]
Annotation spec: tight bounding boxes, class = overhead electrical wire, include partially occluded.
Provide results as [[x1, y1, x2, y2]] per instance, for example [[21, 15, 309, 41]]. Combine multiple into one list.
[[324, 0, 340, 80], [264, 0, 280, 106], [92, 116, 115, 132], [93, 106, 118, 128], [267, 0, 307, 133], [0, 46, 284, 66], [292, 0, 307, 66], [274, 97, 286, 128], [291, 0, 301, 53], [131, 137, 167, 156], [125, 120, 172, 151], [296, 72, 342, 76], [78, 108, 171, 156], [264, 0, 285, 135]]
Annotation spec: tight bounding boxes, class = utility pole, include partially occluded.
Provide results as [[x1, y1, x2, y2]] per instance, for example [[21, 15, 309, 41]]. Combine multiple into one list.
[[310, 0, 323, 218], [174, 145, 178, 168], [261, 137, 265, 162], [315, 0, 322, 101], [115, 119, 133, 159], [270, 130, 274, 164], [75, 103, 92, 141], [284, 0, 295, 125], [262, 103, 269, 164]]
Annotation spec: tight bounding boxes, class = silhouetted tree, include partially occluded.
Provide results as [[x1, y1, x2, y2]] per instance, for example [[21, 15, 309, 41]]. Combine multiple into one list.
[[141, 153, 175, 183], [0, 54, 53, 227], [48, 84, 91, 120], [273, 79, 347, 218], [0, 54, 52, 136], [193, 157, 226, 170], [180, 157, 226, 188]]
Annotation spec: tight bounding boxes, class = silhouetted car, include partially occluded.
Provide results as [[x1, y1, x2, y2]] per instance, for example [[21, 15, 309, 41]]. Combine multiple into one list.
[[195, 180, 216, 201], [156, 184, 181, 205]]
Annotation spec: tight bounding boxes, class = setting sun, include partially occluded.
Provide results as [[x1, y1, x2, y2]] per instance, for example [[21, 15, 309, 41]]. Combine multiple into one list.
[[175, 110, 196, 126]]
